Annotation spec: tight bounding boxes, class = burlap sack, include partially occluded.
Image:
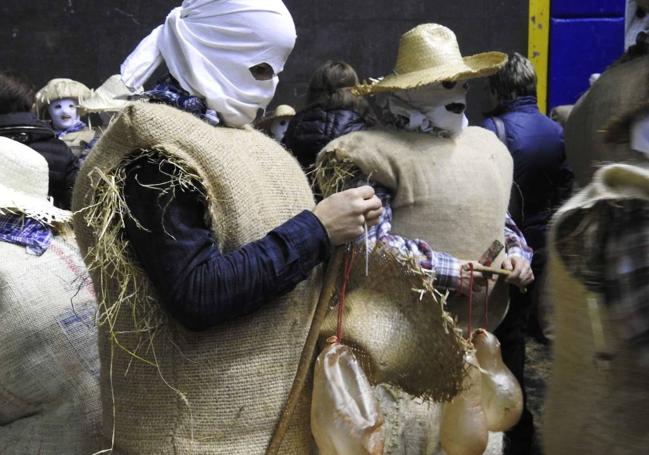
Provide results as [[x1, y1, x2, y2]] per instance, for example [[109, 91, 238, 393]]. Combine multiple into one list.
[[0, 236, 101, 454], [72, 103, 322, 454], [543, 163, 649, 454], [565, 54, 649, 186], [374, 384, 503, 455], [319, 127, 513, 334], [319, 249, 466, 401], [62, 127, 96, 159]]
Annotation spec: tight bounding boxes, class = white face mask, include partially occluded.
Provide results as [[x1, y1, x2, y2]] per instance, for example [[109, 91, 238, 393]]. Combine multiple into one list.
[[270, 117, 290, 141], [387, 82, 469, 136], [48, 98, 80, 131], [121, 0, 296, 128], [631, 112, 649, 155]]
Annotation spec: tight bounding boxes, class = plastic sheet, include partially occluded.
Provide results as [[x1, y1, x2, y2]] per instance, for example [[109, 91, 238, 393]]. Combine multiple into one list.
[[311, 339, 385, 455]]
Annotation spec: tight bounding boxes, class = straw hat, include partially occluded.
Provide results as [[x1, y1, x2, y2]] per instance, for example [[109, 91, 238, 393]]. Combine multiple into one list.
[[79, 74, 140, 113], [0, 137, 72, 225], [355, 24, 507, 95], [34, 78, 92, 118], [256, 104, 296, 129]]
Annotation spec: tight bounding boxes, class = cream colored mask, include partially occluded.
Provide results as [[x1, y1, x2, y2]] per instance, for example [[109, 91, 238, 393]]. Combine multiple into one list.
[[48, 98, 80, 131], [388, 81, 469, 136], [121, 0, 297, 127]]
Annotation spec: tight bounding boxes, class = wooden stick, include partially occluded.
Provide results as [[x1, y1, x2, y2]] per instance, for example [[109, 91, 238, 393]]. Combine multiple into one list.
[[471, 263, 512, 277], [266, 247, 344, 454]]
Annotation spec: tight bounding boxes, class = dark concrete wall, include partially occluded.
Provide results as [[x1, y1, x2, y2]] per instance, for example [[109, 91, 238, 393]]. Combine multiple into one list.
[[0, 0, 527, 122]]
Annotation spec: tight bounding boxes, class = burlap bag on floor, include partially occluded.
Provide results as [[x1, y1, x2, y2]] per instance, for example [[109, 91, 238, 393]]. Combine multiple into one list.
[[543, 164, 649, 454], [73, 102, 321, 454], [0, 236, 101, 454]]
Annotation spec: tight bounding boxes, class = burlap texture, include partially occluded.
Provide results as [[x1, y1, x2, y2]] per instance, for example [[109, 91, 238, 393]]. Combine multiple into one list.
[[72, 102, 322, 454], [319, 249, 466, 401], [0, 237, 101, 454], [61, 127, 96, 159], [543, 164, 649, 454], [319, 127, 513, 333], [565, 55, 649, 186], [374, 384, 503, 455]]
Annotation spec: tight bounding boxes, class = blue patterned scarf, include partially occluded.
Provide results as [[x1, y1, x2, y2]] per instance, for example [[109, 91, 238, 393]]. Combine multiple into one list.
[[55, 120, 88, 139], [0, 213, 53, 256], [140, 75, 220, 126]]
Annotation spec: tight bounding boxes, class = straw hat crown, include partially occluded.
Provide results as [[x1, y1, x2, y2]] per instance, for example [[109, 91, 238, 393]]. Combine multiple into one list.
[[35, 78, 92, 117], [0, 137, 71, 224], [356, 23, 507, 95]]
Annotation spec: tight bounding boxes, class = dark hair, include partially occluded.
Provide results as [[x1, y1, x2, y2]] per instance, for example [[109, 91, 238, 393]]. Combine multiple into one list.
[[488, 52, 537, 103], [306, 60, 372, 117], [0, 71, 35, 115]]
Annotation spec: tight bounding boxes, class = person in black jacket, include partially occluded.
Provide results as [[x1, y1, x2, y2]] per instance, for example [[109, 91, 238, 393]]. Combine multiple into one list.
[[0, 71, 79, 210], [282, 60, 376, 176]]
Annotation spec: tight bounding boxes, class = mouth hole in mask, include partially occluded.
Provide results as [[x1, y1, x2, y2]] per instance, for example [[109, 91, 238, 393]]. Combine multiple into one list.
[[249, 63, 275, 81], [445, 102, 466, 114]]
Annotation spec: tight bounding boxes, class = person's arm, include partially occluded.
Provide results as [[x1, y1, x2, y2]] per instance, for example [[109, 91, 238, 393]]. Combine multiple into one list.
[[123, 158, 331, 331], [123, 157, 382, 331], [502, 212, 535, 288], [365, 184, 465, 291]]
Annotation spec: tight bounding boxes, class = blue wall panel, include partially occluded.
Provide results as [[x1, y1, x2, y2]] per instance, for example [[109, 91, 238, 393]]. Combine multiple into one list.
[[551, 0, 625, 18], [548, 17, 624, 109]]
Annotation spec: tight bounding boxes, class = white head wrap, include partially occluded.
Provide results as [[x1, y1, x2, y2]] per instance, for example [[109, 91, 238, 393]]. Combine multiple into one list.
[[382, 83, 469, 137], [121, 0, 297, 127]]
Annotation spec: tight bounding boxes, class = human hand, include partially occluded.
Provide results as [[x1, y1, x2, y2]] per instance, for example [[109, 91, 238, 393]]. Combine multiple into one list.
[[313, 185, 383, 246], [502, 255, 534, 290]]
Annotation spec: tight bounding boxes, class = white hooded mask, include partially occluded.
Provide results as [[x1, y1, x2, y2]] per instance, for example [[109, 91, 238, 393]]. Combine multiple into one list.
[[384, 82, 469, 137], [121, 0, 297, 127]]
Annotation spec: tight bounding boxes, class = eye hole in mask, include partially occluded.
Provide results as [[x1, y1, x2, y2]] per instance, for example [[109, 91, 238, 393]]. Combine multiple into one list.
[[442, 80, 470, 90], [249, 63, 275, 81]]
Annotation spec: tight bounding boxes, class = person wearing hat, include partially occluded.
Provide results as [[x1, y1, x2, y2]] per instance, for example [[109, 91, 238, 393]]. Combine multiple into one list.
[[255, 103, 296, 141], [0, 136, 101, 454], [283, 60, 377, 176], [317, 23, 534, 453], [35, 78, 97, 163], [71, 1, 382, 453], [0, 71, 79, 210]]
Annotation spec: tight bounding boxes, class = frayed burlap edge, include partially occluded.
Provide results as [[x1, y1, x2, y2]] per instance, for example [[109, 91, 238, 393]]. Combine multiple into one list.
[[78, 149, 203, 454]]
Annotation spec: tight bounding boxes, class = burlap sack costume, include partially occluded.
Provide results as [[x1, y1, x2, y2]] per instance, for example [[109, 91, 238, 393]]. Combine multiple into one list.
[[316, 127, 512, 454], [72, 103, 322, 454], [544, 163, 649, 454], [319, 127, 513, 332], [565, 54, 649, 186], [0, 235, 101, 454]]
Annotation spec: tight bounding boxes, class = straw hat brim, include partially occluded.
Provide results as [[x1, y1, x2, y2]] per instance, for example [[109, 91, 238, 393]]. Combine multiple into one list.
[[355, 51, 507, 95], [0, 187, 72, 226]]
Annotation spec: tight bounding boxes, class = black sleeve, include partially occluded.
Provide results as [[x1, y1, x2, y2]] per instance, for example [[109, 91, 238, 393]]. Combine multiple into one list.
[[123, 157, 330, 331]]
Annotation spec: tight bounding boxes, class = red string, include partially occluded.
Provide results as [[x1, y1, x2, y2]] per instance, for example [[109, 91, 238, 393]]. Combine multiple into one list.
[[336, 248, 356, 342], [483, 278, 490, 329], [466, 263, 474, 336]]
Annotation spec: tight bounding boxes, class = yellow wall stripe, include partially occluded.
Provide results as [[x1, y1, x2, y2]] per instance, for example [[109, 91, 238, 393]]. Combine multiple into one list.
[[529, 0, 550, 113]]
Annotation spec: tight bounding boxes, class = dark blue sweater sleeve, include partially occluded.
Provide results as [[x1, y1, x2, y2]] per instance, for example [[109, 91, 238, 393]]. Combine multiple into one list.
[[123, 159, 330, 331]]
